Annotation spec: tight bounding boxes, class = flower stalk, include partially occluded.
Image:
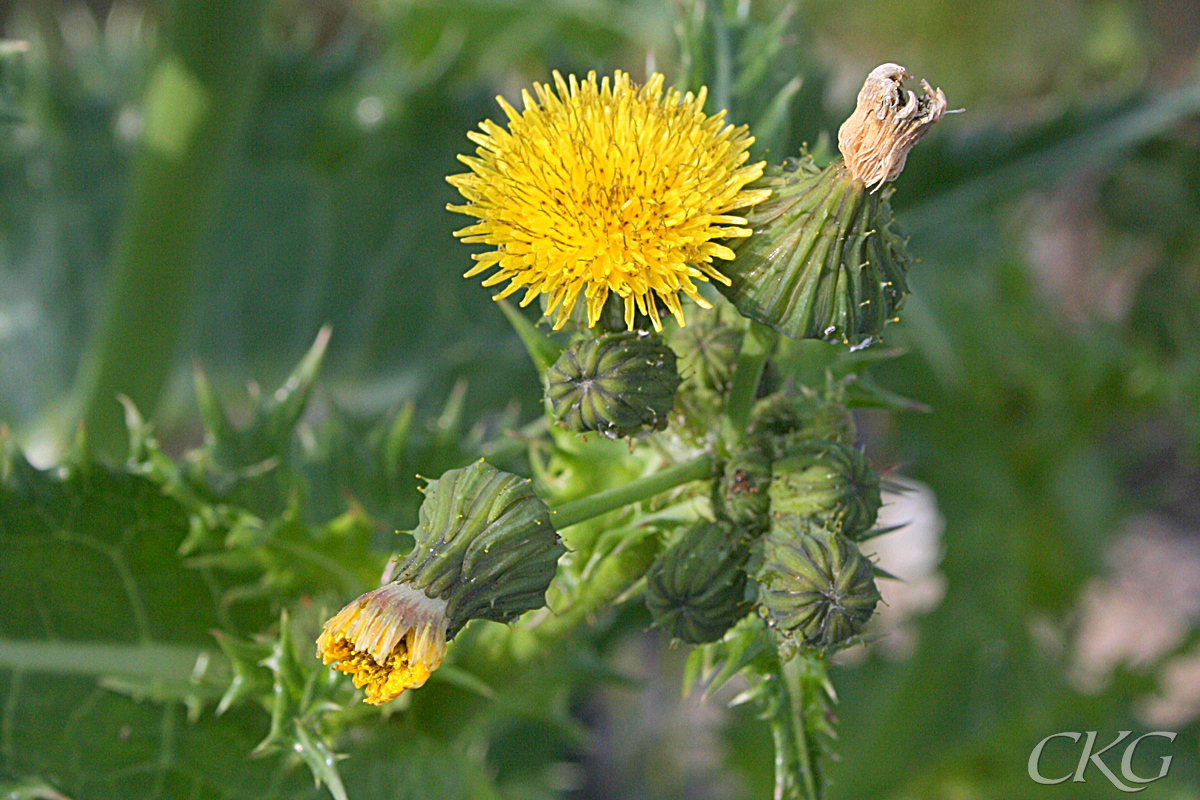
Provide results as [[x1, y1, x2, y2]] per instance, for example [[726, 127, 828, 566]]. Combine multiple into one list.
[[549, 455, 715, 529], [724, 321, 778, 435]]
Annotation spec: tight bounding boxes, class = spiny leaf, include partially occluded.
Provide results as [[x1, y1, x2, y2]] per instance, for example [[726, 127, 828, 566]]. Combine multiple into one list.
[[0, 452, 323, 800], [195, 327, 332, 474], [702, 616, 773, 701], [293, 723, 348, 800], [855, 521, 909, 542], [871, 564, 904, 582], [213, 630, 274, 716], [844, 377, 932, 414]]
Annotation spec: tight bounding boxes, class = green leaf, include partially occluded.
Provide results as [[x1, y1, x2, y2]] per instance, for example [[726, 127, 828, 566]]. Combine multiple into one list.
[[339, 730, 501, 800], [431, 665, 496, 700], [497, 300, 563, 375], [750, 76, 802, 158], [252, 610, 354, 800], [902, 80, 1200, 235], [195, 326, 331, 474], [701, 616, 773, 701], [0, 453, 325, 800], [0, 777, 72, 800]]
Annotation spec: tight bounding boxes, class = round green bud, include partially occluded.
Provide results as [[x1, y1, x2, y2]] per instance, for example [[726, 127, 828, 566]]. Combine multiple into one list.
[[809, 397, 856, 446], [757, 520, 879, 648], [770, 440, 881, 539], [748, 392, 809, 440], [545, 332, 681, 439], [717, 156, 911, 345], [712, 447, 772, 535], [747, 392, 813, 459], [645, 520, 754, 644], [667, 312, 743, 442], [670, 314, 742, 398], [396, 460, 565, 635]]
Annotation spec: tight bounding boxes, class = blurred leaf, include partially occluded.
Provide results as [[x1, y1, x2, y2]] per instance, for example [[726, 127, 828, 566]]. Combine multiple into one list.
[[195, 326, 331, 474], [0, 450, 329, 799], [497, 300, 563, 376], [902, 81, 1200, 235]]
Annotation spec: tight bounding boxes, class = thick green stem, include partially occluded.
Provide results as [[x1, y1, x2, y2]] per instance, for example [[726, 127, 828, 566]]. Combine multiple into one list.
[[549, 455, 715, 529], [73, 0, 270, 459], [785, 656, 822, 800], [725, 320, 778, 434], [0, 639, 210, 681]]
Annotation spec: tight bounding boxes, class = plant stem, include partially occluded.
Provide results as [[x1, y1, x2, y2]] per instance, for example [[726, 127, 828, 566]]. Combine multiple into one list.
[[725, 320, 778, 434], [0, 639, 210, 682], [785, 656, 821, 800], [73, 0, 270, 459], [549, 454, 715, 529]]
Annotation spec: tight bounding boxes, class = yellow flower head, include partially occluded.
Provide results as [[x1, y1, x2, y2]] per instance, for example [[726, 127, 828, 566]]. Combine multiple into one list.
[[447, 70, 770, 331], [316, 583, 448, 705]]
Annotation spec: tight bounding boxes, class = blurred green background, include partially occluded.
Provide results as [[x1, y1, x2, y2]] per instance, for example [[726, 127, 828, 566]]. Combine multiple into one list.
[[4, 0, 1200, 798]]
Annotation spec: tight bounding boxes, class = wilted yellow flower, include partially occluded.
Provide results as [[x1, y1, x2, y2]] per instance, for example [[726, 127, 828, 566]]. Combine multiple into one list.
[[447, 70, 770, 331], [316, 582, 448, 705]]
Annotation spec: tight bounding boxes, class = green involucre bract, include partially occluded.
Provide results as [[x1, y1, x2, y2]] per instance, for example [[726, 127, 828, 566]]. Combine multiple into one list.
[[719, 156, 911, 345], [545, 332, 681, 439], [645, 520, 754, 644], [396, 460, 564, 634], [757, 520, 879, 648], [770, 440, 881, 539]]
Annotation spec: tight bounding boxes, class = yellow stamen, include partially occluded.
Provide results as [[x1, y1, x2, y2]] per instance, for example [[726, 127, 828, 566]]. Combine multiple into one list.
[[316, 583, 448, 705]]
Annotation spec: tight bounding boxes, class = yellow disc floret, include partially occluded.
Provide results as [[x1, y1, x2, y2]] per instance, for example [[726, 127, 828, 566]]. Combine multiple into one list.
[[316, 583, 448, 705], [447, 70, 770, 331]]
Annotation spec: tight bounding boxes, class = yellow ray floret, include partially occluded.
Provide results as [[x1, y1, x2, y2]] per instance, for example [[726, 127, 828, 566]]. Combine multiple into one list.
[[447, 70, 770, 331], [316, 583, 448, 705]]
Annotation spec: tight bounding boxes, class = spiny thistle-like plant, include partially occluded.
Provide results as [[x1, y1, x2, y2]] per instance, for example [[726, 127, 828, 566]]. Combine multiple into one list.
[[0, 9, 951, 799], [435, 60, 946, 799]]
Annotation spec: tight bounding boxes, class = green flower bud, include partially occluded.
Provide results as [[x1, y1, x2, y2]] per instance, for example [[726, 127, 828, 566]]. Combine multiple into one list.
[[546, 332, 681, 439], [717, 155, 910, 345], [670, 312, 742, 398], [712, 447, 772, 535], [667, 311, 743, 442], [809, 396, 856, 447], [645, 520, 754, 644], [748, 392, 809, 441], [395, 459, 564, 634], [770, 441, 881, 539], [747, 392, 814, 459], [757, 520, 879, 648]]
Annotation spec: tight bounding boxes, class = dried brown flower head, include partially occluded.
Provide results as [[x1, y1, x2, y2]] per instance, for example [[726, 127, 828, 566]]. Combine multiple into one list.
[[837, 63, 947, 191]]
